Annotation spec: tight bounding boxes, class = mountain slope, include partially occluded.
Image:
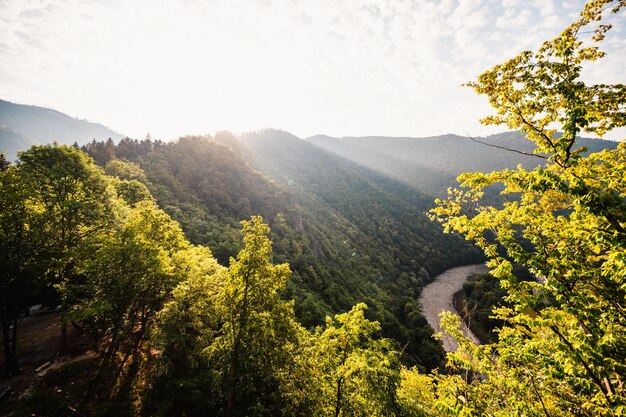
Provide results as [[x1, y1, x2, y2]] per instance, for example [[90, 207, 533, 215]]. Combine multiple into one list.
[[307, 131, 619, 196], [236, 129, 478, 274], [84, 133, 481, 369], [0, 99, 124, 159], [232, 130, 482, 366]]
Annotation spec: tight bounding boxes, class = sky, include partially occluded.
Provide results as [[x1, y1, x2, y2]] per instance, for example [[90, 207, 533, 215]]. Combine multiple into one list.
[[1, 0, 625, 141]]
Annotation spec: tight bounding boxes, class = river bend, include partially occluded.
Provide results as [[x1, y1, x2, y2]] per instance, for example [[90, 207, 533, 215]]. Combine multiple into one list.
[[419, 264, 488, 352]]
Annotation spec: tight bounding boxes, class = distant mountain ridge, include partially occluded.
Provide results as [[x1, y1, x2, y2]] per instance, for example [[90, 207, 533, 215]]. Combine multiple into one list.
[[307, 131, 619, 195], [0, 99, 124, 159]]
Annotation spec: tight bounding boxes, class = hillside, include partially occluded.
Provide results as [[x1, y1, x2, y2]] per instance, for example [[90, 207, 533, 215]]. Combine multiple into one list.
[[235, 129, 477, 274], [82, 134, 481, 369], [307, 131, 619, 196], [0, 99, 124, 159], [77, 128, 619, 371]]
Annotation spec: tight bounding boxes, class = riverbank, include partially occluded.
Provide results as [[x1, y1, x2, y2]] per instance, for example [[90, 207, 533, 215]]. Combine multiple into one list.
[[419, 264, 488, 351]]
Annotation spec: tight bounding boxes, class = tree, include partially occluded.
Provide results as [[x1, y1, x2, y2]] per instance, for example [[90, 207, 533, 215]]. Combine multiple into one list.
[[396, 367, 438, 417], [430, 1, 626, 415], [0, 165, 43, 375], [145, 245, 227, 417], [71, 202, 187, 388], [17, 144, 116, 350], [309, 303, 401, 417], [146, 217, 405, 416], [210, 216, 306, 416], [148, 216, 312, 416], [0, 153, 9, 171]]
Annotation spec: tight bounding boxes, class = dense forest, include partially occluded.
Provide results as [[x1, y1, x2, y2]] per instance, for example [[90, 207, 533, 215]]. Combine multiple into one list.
[[0, 146, 409, 415], [79, 130, 480, 369], [1, 1, 626, 416]]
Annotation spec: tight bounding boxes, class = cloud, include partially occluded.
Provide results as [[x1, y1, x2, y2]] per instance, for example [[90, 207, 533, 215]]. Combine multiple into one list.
[[0, 0, 624, 140]]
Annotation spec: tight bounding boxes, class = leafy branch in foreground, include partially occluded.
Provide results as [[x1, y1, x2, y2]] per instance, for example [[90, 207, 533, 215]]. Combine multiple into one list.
[[430, 1, 626, 415]]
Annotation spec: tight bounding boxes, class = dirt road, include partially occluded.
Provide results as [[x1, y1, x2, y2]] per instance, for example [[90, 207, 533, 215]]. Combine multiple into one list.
[[419, 264, 488, 351]]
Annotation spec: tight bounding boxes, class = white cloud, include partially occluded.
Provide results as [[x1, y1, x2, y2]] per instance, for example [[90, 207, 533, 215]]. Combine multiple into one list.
[[0, 0, 624, 141], [502, 0, 521, 7], [535, 0, 555, 17]]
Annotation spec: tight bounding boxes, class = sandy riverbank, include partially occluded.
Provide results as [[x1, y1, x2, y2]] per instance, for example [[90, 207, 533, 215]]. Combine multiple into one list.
[[419, 264, 488, 351]]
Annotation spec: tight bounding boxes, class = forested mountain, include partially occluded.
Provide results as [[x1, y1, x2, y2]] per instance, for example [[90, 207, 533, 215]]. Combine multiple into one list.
[[14, 124, 615, 373], [0, 99, 123, 159], [3, 2, 625, 415], [308, 131, 618, 195], [235, 129, 478, 275], [82, 134, 482, 369]]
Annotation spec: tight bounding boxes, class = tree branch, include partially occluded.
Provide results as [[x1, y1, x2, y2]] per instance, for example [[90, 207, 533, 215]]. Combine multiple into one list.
[[463, 132, 547, 159]]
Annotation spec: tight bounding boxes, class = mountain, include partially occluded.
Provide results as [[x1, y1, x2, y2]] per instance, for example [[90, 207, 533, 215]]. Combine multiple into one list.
[[77, 128, 617, 368], [0, 99, 124, 159], [234, 129, 477, 273], [307, 131, 619, 196], [82, 133, 482, 369]]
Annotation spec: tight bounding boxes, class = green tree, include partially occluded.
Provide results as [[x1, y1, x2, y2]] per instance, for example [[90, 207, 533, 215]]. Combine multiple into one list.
[[0, 153, 9, 171], [431, 1, 626, 415], [72, 201, 187, 388], [209, 216, 306, 416], [0, 165, 43, 375], [103, 159, 154, 206], [146, 217, 324, 416], [396, 367, 438, 417], [104, 159, 149, 183], [17, 144, 116, 350], [310, 303, 400, 417], [146, 245, 227, 416]]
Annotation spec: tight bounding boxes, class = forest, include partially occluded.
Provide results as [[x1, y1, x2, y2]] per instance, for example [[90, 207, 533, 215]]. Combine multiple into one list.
[[1, 0, 626, 416]]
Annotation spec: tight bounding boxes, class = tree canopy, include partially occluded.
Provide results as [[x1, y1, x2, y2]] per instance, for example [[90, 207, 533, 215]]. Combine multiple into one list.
[[430, 1, 626, 415]]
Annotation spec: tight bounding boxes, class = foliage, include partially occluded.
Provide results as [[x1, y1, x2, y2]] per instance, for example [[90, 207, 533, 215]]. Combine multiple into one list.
[[17, 144, 116, 270], [0, 152, 9, 171], [1, 144, 117, 366], [397, 367, 438, 417], [209, 216, 305, 416], [147, 216, 310, 416], [4, 144, 418, 415], [431, 1, 626, 415], [145, 217, 403, 417], [104, 159, 149, 183], [0, 164, 44, 374], [104, 159, 154, 206], [71, 202, 187, 381], [83, 133, 466, 368], [308, 303, 401, 417], [144, 245, 227, 416], [465, 1, 626, 166]]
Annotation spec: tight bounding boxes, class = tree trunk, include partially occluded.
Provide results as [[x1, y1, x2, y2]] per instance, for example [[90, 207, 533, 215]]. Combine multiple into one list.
[[226, 270, 252, 417], [334, 377, 343, 417], [226, 359, 238, 416], [1, 306, 19, 375], [59, 269, 71, 353], [334, 343, 349, 417], [60, 299, 67, 353]]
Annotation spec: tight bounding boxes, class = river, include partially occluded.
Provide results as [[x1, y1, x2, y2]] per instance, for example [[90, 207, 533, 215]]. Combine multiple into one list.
[[419, 264, 488, 352]]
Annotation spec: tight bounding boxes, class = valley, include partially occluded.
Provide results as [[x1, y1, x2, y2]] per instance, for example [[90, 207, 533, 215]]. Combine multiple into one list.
[[1, 112, 623, 417], [2, 1, 625, 414]]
